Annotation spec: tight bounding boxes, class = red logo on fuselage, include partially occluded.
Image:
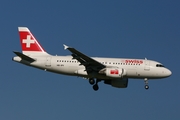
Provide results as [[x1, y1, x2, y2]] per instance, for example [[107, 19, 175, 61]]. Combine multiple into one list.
[[110, 70, 119, 74], [125, 59, 143, 64]]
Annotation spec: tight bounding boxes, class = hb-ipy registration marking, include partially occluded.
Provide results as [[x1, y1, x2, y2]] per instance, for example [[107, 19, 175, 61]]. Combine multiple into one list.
[[23, 35, 35, 48]]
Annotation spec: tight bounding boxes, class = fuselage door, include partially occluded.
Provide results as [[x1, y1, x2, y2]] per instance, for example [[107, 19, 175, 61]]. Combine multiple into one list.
[[45, 57, 51, 67], [144, 59, 150, 71]]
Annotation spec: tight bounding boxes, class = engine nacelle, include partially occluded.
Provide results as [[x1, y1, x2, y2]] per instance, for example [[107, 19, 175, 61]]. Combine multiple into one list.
[[105, 68, 126, 78], [104, 78, 128, 88]]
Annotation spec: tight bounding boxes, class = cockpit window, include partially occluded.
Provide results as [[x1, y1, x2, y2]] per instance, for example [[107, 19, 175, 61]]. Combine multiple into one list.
[[156, 64, 165, 67]]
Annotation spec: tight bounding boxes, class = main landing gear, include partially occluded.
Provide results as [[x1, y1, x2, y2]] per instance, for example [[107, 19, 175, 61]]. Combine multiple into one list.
[[89, 78, 95, 85], [144, 78, 149, 90], [89, 78, 100, 91]]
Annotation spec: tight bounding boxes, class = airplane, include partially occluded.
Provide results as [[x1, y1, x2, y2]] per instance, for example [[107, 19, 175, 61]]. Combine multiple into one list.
[[12, 27, 172, 91]]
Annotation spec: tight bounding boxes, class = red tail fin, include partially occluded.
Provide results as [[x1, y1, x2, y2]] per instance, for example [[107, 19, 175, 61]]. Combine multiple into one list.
[[18, 27, 48, 55]]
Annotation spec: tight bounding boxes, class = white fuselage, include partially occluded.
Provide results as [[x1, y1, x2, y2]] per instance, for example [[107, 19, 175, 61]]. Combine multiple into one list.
[[14, 27, 172, 90], [13, 55, 172, 80]]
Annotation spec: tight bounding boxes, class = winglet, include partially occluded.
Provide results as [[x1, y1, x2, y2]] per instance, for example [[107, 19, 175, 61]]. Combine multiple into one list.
[[63, 44, 69, 50]]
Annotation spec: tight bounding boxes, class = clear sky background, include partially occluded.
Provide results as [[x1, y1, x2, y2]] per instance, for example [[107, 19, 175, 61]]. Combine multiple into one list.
[[0, 0, 179, 120]]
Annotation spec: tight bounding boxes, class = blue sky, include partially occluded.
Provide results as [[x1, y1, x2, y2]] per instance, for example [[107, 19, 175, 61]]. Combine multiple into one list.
[[0, 0, 179, 120]]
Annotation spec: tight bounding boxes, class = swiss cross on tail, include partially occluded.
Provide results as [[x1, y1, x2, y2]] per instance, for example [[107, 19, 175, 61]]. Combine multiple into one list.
[[18, 27, 45, 52], [22, 35, 35, 48]]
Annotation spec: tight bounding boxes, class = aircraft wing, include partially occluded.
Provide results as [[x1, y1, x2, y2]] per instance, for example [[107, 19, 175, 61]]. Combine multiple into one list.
[[63, 44, 106, 72]]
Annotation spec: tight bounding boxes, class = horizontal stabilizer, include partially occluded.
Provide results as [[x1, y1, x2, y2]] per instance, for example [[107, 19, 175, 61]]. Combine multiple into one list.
[[13, 51, 36, 62]]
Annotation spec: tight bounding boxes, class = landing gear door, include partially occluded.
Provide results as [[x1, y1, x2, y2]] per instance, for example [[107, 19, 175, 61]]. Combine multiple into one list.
[[144, 59, 150, 71], [45, 57, 51, 67]]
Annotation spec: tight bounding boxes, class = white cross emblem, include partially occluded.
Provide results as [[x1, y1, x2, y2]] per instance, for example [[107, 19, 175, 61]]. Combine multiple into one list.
[[22, 35, 35, 48]]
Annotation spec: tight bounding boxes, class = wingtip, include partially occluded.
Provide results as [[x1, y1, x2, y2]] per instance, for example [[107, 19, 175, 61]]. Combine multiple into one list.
[[63, 44, 69, 50]]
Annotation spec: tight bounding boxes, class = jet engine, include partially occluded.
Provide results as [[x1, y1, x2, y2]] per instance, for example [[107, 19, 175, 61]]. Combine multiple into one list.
[[102, 68, 126, 78]]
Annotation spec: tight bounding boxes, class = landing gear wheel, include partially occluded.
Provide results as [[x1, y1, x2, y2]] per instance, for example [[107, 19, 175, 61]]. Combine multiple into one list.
[[145, 85, 149, 90], [93, 84, 99, 91], [89, 78, 95, 85], [144, 78, 149, 90]]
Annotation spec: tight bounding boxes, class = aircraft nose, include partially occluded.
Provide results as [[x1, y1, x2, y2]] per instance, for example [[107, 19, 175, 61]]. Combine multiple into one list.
[[165, 68, 172, 77]]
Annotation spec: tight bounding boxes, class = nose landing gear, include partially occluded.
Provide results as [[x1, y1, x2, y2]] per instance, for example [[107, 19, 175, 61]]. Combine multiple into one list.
[[144, 78, 149, 90]]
